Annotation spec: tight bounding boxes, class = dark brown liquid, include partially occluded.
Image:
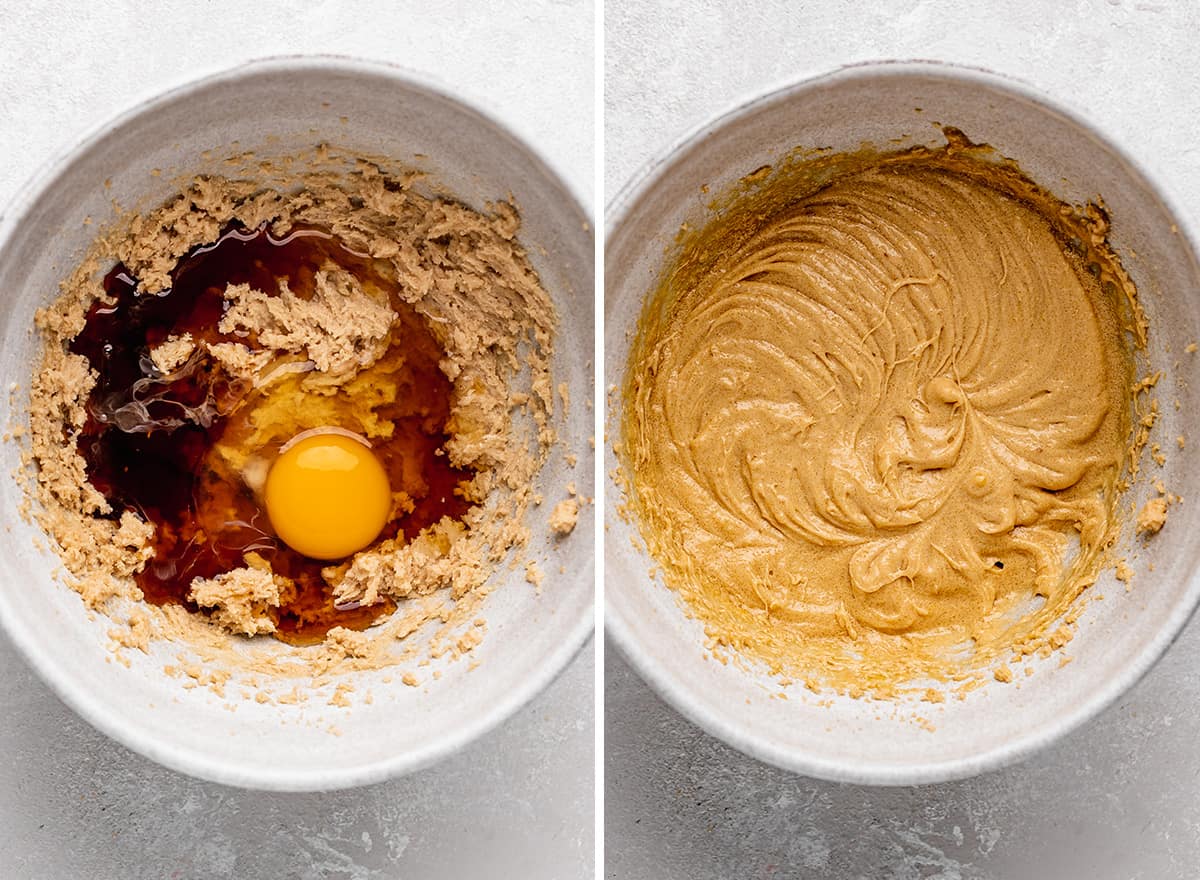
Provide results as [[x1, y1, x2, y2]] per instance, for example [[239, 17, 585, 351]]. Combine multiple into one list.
[[71, 224, 474, 644]]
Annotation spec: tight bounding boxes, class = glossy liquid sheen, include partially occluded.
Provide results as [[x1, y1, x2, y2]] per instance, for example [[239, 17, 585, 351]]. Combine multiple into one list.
[[71, 224, 473, 644]]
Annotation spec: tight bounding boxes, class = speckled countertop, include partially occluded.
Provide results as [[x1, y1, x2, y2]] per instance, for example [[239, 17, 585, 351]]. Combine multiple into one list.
[[605, 2, 1200, 878], [0, 2, 594, 878]]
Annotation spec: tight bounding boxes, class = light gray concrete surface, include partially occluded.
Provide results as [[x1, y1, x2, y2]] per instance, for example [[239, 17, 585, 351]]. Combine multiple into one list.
[[605, 2, 1200, 878], [607, 635, 1193, 879], [0, 2, 594, 878], [1, 635, 593, 879]]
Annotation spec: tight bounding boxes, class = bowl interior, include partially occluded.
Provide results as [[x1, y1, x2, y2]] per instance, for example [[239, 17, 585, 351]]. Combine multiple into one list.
[[605, 63, 1200, 784], [0, 59, 594, 790]]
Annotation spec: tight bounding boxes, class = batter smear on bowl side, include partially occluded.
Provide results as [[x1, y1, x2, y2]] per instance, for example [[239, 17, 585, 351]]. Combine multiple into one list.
[[621, 133, 1155, 696], [24, 152, 562, 678]]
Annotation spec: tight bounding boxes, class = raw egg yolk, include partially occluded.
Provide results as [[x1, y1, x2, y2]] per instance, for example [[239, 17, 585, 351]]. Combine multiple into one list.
[[264, 432, 392, 560]]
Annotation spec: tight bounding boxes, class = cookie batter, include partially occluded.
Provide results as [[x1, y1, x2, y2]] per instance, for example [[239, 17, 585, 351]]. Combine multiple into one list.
[[622, 136, 1144, 694], [24, 148, 562, 686]]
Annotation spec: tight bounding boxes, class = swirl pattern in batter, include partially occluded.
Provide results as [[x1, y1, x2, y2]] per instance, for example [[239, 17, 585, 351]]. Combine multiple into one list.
[[622, 142, 1140, 693]]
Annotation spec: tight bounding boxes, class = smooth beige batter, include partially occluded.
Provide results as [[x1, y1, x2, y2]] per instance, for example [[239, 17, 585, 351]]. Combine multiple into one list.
[[623, 138, 1143, 695]]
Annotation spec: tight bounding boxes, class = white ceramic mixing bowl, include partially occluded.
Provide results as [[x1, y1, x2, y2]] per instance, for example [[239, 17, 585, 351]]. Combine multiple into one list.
[[606, 61, 1200, 785], [0, 57, 594, 791]]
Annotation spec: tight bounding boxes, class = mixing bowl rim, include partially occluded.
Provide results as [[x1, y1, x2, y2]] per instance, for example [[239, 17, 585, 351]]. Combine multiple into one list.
[[604, 58, 1200, 785]]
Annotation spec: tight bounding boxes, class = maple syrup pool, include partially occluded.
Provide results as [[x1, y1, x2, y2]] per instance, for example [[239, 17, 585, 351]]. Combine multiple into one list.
[[70, 223, 474, 645]]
